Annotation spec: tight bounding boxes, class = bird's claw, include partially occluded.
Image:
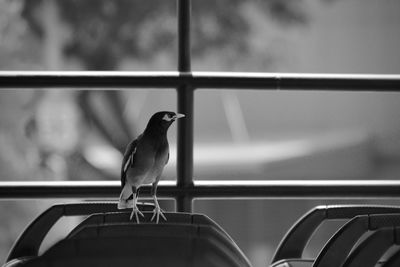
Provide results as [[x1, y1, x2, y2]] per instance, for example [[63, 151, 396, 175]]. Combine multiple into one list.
[[151, 206, 167, 223], [130, 207, 144, 223]]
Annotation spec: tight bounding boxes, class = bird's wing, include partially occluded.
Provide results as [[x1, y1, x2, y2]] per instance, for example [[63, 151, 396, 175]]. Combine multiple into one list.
[[121, 134, 142, 188]]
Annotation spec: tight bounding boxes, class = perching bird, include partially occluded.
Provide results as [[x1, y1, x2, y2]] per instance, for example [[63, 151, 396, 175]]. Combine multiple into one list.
[[118, 111, 185, 223]]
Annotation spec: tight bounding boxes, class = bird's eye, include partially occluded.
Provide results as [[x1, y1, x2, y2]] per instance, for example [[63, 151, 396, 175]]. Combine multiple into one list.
[[162, 114, 173, 121]]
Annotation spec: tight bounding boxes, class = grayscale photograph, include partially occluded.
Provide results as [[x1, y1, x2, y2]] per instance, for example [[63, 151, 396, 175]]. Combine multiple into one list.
[[0, 0, 400, 266]]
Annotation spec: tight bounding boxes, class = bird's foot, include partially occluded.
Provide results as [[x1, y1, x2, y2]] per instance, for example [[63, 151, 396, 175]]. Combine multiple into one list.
[[151, 203, 167, 223], [130, 206, 144, 223]]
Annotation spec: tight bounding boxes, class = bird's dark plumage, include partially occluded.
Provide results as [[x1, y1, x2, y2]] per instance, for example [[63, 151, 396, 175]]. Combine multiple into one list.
[[118, 111, 184, 223], [120, 136, 139, 189]]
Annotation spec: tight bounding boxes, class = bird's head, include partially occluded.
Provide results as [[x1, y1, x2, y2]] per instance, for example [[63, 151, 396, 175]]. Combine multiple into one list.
[[146, 111, 185, 133]]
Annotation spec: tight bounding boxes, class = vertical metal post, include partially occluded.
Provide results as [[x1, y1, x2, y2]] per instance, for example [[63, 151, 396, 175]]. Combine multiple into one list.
[[177, 0, 191, 72], [176, 0, 193, 212]]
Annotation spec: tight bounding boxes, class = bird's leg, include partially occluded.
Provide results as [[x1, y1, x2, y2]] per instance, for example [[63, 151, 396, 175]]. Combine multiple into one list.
[[150, 182, 167, 223], [130, 186, 144, 223]]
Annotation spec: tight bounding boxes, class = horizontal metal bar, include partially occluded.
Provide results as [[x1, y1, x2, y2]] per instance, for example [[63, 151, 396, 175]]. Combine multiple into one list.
[[0, 181, 174, 199], [0, 71, 399, 91], [192, 180, 400, 198], [1, 180, 400, 199], [0, 71, 181, 88]]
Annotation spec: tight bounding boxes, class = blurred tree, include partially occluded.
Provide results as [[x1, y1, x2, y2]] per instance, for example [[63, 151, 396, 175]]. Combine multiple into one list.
[[21, 0, 312, 70], [0, 0, 42, 69], [17, 0, 332, 180]]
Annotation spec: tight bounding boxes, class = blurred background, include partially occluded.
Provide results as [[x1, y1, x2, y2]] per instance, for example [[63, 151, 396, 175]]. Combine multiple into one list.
[[1, 0, 400, 265]]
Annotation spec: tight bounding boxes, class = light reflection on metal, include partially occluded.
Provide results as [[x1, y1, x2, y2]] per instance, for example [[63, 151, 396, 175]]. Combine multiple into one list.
[[0, 72, 399, 91], [1, 180, 400, 199]]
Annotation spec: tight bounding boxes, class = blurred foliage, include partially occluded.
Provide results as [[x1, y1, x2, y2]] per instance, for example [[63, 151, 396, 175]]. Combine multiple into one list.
[[0, 0, 334, 180], [0, 0, 41, 69], [11, 0, 317, 179], [0, 0, 339, 180], [20, 0, 311, 69]]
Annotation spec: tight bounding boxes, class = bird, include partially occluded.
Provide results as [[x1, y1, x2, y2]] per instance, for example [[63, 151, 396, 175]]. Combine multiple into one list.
[[118, 111, 185, 223]]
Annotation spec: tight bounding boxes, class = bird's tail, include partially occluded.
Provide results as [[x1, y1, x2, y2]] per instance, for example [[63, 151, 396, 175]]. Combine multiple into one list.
[[118, 184, 132, 209]]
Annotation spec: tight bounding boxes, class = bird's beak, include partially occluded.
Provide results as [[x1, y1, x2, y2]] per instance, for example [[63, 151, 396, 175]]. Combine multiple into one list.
[[174, 113, 185, 120]]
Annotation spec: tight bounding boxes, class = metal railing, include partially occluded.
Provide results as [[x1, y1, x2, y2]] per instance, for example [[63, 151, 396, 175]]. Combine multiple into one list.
[[1, 0, 400, 212], [2, 181, 400, 199]]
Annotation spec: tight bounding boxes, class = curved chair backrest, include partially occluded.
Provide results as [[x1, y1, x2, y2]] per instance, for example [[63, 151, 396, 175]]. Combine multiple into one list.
[[271, 205, 400, 264], [6, 202, 153, 263], [21, 221, 252, 267], [313, 213, 400, 267], [342, 226, 398, 267], [382, 247, 400, 267], [66, 211, 235, 243], [342, 226, 400, 267]]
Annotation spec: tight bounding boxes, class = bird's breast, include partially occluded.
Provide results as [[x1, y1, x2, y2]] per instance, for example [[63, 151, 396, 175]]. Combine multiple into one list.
[[126, 138, 169, 185], [143, 143, 169, 184]]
